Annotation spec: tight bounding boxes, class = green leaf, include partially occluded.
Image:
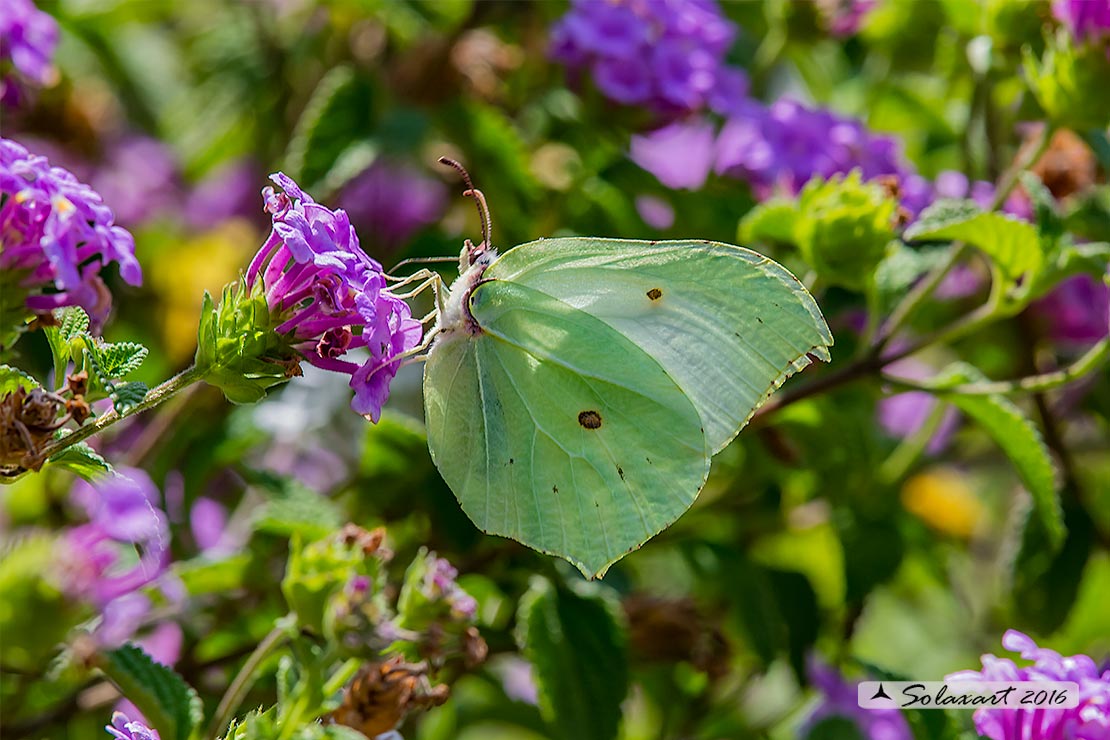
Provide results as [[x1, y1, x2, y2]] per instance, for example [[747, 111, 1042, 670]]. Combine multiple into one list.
[[110, 381, 149, 414], [100, 644, 203, 740], [1020, 172, 1064, 244], [516, 577, 628, 740], [874, 243, 954, 310], [246, 471, 342, 538], [95, 341, 149, 380], [933, 363, 1064, 547], [47, 442, 113, 481], [904, 199, 1043, 284], [0, 364, 38, 396], [1013, 502, 1095, 634], [738, 198, 799, 246], [285, 65, 374, 191], [59, 307, 90, 342]]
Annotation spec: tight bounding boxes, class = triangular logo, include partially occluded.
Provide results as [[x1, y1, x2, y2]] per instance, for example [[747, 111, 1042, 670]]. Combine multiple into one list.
[[870, 683, 892, 700]]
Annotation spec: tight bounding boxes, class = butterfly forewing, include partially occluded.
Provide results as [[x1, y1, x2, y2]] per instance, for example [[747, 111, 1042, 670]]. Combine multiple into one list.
[[485, 238, 833, 453], [423, 280, 708, 578]]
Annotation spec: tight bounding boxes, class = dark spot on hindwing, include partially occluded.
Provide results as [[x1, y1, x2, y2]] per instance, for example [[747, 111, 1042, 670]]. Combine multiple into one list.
[[552, 485, 559, 495], [578, 410, 602, 429], [617, 465, 625, 480], [646, 287, 663, 301], [509, 458, 514, 465]]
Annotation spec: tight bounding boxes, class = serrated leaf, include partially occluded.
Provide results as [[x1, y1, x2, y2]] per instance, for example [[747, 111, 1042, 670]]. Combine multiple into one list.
[[875, 243, 954, 310], [59, 307, 90, 342], [47, 442, 113, 481], [110, 381, 149, 414], [904, 199, 1043, 283], [96, 341, 149, 379], [933, 363, 1063, 547], [739, 199, 799, 246], [100, 644, 203, 740], [0, 364, 38, 396], [246, 472, 342, 537], [516, 577, 628, 740], [285, 66, 373, 191]]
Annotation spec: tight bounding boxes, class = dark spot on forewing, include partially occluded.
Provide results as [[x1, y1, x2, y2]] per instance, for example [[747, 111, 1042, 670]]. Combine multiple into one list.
[[578, 410, 602, 429], [509, 458, 514, 465], [552, 485, 559, 495], [647, 287, 663, 301], [617, 465, 625, 480]]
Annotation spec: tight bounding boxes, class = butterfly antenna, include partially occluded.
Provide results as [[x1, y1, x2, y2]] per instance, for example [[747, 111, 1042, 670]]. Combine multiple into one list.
[[438, 157, 492, 252]]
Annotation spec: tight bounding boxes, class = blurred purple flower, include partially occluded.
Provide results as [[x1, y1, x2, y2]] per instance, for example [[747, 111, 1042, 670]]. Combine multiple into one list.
[[184, 159, 263, 229], [549, 0, 746, 116], [499, 656, 539, 705], [106, 712, 160, 740], [1032, 273, 1110, 347], [338, 160, 446, 252], [71, 466, 168, 544], [90, 137, 180, 227], [248, 173, 423, 421], [1053, 0, 1110, 43], [423, 554, 478, 620], [137, 621, 184, 667], [715, 99, 911, 199], [0, 0, 57, 105], [819, 0, 877, 37], [879, 358, 960, 455], [0, 137, 141, 323], [59, 469, 171, 647], [631, 118, 717, 190], [189, 497, 230, 554], [803, 658, 913, 740], [635, 194, 675, 230], [947, 630, 1110, 740]]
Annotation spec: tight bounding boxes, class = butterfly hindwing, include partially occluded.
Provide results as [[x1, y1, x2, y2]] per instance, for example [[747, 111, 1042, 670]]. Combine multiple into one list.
[[423, 280, 708, 578], [486, 238, 833, 453]]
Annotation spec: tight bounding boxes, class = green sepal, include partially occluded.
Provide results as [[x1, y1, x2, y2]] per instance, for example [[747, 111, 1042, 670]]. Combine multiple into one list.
[[195, 279, 297, 405], [793, 170, 897, 290], [281, 529, 387, 637], [1023, 31, 1110, 131]]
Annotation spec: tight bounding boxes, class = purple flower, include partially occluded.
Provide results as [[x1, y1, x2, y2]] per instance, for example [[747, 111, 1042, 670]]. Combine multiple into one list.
[[631, 118, 717, 190], [337, 160, 446, 252], [423, 554, 478, 620], [819, 0, 877, 37], [1032, 273, 1110, 347], [0, 0, 57, 105], [189, 497, 230, 555], [1053, 0, 1110, 44], [879, 358, 960, 455], [247, 173, 423, 421], [946, 630, 1110, 740], [106, 711, 160, 740], [58, 469, 172, 647], [549, 0, 745, 116], [715, 99, 911, 200], [184, 158, 263, 229], [635, 194, 675, 229], [498, 656, 539, 705], [71, 466, 168, 544], [90, 137, 180, 227], [803, 658, 913, 740], [0, 137, 141, 324]]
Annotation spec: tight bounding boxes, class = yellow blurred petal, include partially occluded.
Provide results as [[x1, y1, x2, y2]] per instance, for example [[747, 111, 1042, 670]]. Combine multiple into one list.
[[901, 467, 984, 539]]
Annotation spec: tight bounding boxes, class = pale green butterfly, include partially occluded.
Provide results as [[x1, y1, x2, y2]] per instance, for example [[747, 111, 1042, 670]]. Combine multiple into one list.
[[418, 160, 832, 578]]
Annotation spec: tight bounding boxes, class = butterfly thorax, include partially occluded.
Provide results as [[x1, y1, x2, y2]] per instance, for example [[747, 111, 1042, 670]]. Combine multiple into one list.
[[435, 244, 498, 340]]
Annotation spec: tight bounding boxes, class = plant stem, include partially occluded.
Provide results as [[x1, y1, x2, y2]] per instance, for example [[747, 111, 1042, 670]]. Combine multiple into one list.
[[31, 364, 204, 466], [205, 622, 290, 740], [883, 336, 1110, 396], [878, 402, 948, 484], [873, 123, 1055, 354]]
